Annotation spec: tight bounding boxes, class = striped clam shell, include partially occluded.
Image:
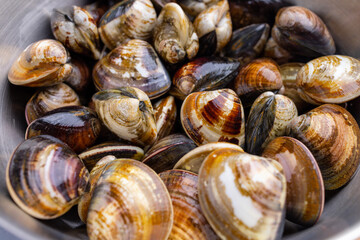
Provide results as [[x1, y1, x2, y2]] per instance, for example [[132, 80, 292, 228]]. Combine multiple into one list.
[[87, 159, 173, 240], [6, 135, 89, 219], [64, 56, 91, 93], [159, 169, 219, 240], [8, 39, 72, 87], [198, 149, 286, 239], [181, 89, 245, 147], [93, 39, 171, 100], [153, 96, 177, 140]]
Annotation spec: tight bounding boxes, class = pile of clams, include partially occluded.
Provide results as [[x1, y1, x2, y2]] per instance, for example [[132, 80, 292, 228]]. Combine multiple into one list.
[[6, 0, 360, 239]]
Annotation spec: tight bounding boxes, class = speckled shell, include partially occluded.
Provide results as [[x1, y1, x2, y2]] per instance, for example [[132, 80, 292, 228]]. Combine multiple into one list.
[[99, 0, 157, 50], [87, 159, 173, 240], [92, 88, 158, 147], [170, 57, 240, 100], [246, 92, 298, 155], [177, 0, 218, 19], [93, 39, 171, 100], [25, 83, 81, 124], [153, 3, 199, 64], [8, 39, 72, 87], [193, 0, 232, 56], [174, 142, 243, 173], [198, 149, 286, 240], [64, 56, 91, 93], [181, 89, 245, 147], [153, 96, 177, 139], [262, 137, 324, 226], [6, 135, 89, 219], [272, 6, 335, 57], [79, 142, 144, 171], [51, 6, 101, 60], [142, 134, 197, 173], [296, 55, 360, 104], [159, 169, 219, 240], [264, 37, 293, 65], [287, 104, 360, 190], [233, 58, 283, 107]]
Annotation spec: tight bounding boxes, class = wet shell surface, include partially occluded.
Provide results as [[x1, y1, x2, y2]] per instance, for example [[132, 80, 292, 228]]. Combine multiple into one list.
[[93, 39, 171, 100], [262, 136, 324, 226], [246, 91, 298, 155], [174, 142, 243, 173], [264, 37, 293, 65], [92, 87, 158, 147], [87, 159, 173, 240], [25, 83, 81, 124], [287, 104, 360, 190], [177, 0, 218, 19], [153, 96, 177, 139], [198, 149, 286, 240], [98, 0, 157, 49], [159, 169, 219, 240], [8, 39, 72, 87], [296, 55, 360, 104], [64, 56, 91, 93], [6, 135, 89, 219], [181, 89, 245, 147], [153, 3, 199, 64]]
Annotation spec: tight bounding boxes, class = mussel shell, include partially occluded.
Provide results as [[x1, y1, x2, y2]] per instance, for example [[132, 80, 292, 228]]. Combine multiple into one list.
[[153, 95, 177, 139], [170, 57, 241, 100], [296, 55, 360, 104], [262, 136, 324, 226], [181, 89, 245, 147], [93, 39, 171, 100], [6, 135, 89, 219], [25, 83, 81, 124], [174, 142, 243, 173], [159, 169, 219, 240], [142, 134, 197, 173], [246, 91, 298, 155], [8, 39, 72, 87], [287, 104, 360, 190], [198, 149, 286, 239], [264, 37, 293, 65], [64, 56, 91, 93], [87, 159, 173, 240], [25, 106, 101, 153]]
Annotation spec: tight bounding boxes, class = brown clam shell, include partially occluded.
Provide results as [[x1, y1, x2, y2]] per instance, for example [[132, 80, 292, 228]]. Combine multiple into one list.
[[153, 96, 177, 140], [64, 56, 91, 93], [264, 37, 293, 65]]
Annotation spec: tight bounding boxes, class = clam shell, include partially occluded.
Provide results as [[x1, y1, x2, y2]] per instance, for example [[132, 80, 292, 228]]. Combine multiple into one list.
[[87, 159, 173, 240], [159, 169, 219, 240], [93, 39, 171, 100], [177, 0, 218, 19], [264, 37, 293, 65], [64, 56, 91, 93], [84, 1, 109, 25], [8, 39, 72, 87], [6, 135, 89, 219], [153, 95, 177, 139], [296, 55, 360, 104], [181, 89, 245, 147], [287, 104, 360, 190], [198, 149, 286, 239], [262, 136, 324, 226]]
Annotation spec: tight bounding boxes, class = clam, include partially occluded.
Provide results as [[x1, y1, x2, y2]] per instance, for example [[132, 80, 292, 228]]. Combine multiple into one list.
[[153, 95, 177, 139], [296, 55, 360, 104], [92, 88, 158, 147], [87, 159, 173, 240], [79, 142, 144, 171], [6, 135, 89, 219], [287, 104, 360, 190], [177, 0, 218, 19], [51, 6, 101, 60], [181, 89, 245, 147], [159, 169, 218, 240], [174, 142, 243, 173], [198, 149, 286, 239], [84, 1, 110, 25], [98, 0, 157, 50], [272, 6, 336, 57], [25, 83, 81, 124], [193, 0, 232, 56], [233, 58, 283, 107], [25, 106, 101, 153], [170, 57, 241, 100], [8, 39, 72, 87], [142, 134, 197, 173], [246, 91, 298, 155], [153, 3, 199, 64], [92, 39, 171, 99], [262, 136, 324, 226], [264, 37, 293, 65], [64, 56, 91, 93]]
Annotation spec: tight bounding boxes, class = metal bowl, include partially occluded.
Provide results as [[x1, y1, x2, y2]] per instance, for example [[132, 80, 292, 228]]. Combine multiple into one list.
[[0, 0, 359, 239]]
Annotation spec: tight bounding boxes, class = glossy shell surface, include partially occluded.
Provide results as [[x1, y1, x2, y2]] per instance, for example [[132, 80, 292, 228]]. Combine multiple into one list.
[[153, 96, 177, 139]]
